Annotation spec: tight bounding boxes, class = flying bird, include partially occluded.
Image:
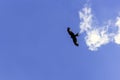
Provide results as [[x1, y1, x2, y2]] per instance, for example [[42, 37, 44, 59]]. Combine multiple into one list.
[[67, 27, 79, 46]]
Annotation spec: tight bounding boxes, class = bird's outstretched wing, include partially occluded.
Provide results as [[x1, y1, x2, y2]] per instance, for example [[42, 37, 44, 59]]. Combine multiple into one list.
[[67, 27, 79, 46]]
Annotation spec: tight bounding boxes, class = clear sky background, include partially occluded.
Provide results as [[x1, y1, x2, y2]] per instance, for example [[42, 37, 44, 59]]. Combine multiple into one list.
[[0, 0, 120, 80]]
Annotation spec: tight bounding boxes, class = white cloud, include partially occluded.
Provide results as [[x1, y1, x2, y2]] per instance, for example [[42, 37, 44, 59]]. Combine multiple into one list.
[[85, 29, 110, 51], [114, 17, 120, 44], [79, 6, 92, 33], [114, 33, 120, 44], [115, 17, 120, 28], [78, 5, 120, 51]]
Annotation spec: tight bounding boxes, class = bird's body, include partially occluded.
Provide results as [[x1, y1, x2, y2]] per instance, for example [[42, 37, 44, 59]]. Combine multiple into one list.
[[67, 27, 79, 46]]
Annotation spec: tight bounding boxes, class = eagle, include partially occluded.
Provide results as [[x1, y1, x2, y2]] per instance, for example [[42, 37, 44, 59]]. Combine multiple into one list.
[[67, 27, 79, 46]]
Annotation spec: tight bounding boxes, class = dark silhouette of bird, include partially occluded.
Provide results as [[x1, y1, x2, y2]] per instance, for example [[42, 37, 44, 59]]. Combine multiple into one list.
[[67, 27, 79, 46]]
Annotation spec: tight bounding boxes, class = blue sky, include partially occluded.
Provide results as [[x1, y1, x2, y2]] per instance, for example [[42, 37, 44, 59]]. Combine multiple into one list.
[[0, 0, 120, 80]]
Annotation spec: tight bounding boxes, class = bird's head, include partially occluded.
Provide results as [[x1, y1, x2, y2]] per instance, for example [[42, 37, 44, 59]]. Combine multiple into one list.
[[67, 27, 71, 31]]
